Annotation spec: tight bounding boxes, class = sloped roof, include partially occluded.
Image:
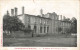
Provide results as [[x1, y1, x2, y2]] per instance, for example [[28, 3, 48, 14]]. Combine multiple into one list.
[[18, 14, 51, 19]]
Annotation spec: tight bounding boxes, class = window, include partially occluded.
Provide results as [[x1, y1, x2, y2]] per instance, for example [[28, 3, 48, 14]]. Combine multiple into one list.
[[34, 25, 37, 33], [40, 26, 42, 33], [40, 19, 41, 23], [28, 25, 31, 29], [44, 27, 46, 33], [47, 26, 49, 33]]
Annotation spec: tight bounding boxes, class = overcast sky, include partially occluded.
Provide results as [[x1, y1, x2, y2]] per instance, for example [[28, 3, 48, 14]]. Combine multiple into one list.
[[1, 0, 79, 19]]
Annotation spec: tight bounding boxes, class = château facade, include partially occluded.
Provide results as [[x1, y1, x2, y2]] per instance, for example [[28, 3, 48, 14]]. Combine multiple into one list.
[[10, 7, 72, 35]]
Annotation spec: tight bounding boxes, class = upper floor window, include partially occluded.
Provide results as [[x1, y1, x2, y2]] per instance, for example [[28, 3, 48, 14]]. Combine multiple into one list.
[[40, 19, 41, 23], [44, 20, 46, 24]]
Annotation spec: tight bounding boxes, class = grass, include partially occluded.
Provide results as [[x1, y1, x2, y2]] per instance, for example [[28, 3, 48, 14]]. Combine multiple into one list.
[[3, 34, 77, 47]]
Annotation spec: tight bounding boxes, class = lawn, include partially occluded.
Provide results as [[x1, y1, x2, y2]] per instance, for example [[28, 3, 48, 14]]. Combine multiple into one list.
[[3, 34, 77, 47]]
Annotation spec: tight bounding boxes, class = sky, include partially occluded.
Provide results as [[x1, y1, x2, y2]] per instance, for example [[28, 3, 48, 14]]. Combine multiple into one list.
[[0, 0, 79, 19]]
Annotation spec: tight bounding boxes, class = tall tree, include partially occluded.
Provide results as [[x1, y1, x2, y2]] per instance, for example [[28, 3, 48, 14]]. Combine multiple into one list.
[[71, 17, 77, 33], [3, 15, 25, 33]]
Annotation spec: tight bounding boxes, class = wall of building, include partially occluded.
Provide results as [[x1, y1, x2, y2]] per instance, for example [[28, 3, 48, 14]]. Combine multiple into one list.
[[18, 13, 72, 35], [17, 7, 72, 35]]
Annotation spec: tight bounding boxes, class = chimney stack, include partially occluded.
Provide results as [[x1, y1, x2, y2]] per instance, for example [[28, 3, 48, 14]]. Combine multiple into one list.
[[57, 15, 59, 20], [11, 9, 14, 16], [59, 15, 60, 20], [63, 16, 66, 20], [22, 7, 24, 15], [7, 10, 9, 15], [14, 7, 17, 16], [40, 9, 43, 17], [60, 15, 62, 20]]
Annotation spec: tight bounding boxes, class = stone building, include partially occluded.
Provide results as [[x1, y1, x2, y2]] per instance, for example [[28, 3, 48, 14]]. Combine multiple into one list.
[[10, 7, 72, 35]]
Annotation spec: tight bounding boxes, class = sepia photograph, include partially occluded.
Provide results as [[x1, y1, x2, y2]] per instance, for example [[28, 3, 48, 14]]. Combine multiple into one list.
[[0, 0, 79, 49]]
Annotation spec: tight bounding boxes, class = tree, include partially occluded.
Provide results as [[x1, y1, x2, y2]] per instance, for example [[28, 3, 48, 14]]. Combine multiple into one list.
[[71, 17, 77, 33], [3, 14, 11, 31], [3, 15, 25, 33]]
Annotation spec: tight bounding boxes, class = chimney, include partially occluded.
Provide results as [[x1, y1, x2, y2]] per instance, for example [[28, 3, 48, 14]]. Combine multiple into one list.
[[60, 15, 62, 20], [57, 15, 59, 20], [22, 7, 24, 15], [40, 9, 43, 17], [63, 16, 66, 20], [14, 7, 17, 16], [7, 10, 9, 15], [11, 9, 14, 16]]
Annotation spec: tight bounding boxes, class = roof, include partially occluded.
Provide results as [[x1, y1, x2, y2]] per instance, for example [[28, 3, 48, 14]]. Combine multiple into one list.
[[61, 20, 72, 23], [18, 14, 51, 19]]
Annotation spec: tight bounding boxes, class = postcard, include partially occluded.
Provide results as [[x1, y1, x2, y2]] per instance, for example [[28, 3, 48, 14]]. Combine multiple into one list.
[[0, 0, 80, 50]]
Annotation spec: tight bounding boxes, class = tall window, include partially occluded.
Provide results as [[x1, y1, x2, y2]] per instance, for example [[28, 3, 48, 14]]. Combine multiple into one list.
[[47, 26, 49, 33], [27, 17, 30, 25], [44, 20, 46, 25], [40, 19, 41, 23], [34, 25, 37, 33], [28, 25, 31, 29], [44, 27, 46, 33], [40, 26, 42, 33]]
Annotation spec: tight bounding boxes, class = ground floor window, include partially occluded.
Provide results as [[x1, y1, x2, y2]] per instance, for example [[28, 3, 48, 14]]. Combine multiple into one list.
[[47, 26, 49, 33], [40, 26, 42, 33], [44, 27, 46, 33], [34, 25, 37, 33], [28, 25, 31, 29]]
